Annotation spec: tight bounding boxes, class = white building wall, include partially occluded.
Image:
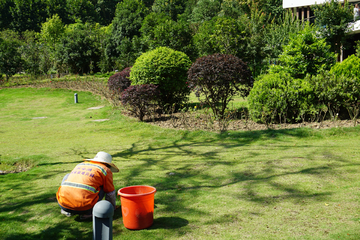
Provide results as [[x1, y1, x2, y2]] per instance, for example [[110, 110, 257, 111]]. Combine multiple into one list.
[[283, 0, 358, 9]]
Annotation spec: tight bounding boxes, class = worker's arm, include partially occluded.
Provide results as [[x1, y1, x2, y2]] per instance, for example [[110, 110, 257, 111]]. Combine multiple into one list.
[[105, 190, 116, 210]]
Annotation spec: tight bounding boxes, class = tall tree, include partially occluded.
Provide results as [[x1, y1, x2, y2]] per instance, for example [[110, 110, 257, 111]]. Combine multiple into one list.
[[151, 0, 186, 21], [0, 37, 22, 80], [269, 24, 337, 79], [66, 0, 98, 23], [263, 12, 304, 64], [20, 30, 42, 76], [190, 0, 222, 23], [94, 0, 119, 25], [39, 14, 65, 51], [312, 0, 353, 58], [55, 22, 102, 74], [141, 13, 196, 60], [44, 0, 71, 25], [38, 14, 65, 74], [105, 0, 149, 68], [0, 0, 14, 30], [9, 0, 48, 32]]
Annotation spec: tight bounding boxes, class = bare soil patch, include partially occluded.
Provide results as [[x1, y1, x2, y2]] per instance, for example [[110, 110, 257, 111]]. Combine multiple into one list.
[[140, 111, 360, 132]]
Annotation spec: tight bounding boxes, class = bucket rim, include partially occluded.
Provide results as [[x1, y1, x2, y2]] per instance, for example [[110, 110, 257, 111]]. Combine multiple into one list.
[[118, 185, 157, 197]]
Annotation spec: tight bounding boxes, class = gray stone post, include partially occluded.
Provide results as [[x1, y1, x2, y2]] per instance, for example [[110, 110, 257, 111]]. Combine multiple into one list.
[[93, 200, 114, 240]]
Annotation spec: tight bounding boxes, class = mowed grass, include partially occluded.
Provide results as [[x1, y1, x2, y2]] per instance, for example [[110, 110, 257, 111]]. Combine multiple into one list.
[[1, 87, 360, 240]]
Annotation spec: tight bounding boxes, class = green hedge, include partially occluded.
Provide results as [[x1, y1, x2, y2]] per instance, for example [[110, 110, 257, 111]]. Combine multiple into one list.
[[249, 68, 360, 124], [330, 54, 360, 79], [248, 72, 314, 123], [307, 71, 360, 121]]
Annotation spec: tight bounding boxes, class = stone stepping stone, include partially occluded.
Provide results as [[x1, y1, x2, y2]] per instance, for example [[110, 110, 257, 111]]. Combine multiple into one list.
[[92, 119, 109, 122], [32, 117, 47, 119], [87, 106, 105, 110]]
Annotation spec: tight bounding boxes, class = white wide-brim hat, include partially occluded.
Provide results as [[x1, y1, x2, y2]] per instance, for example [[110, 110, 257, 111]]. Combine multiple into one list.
[[85, 151, 119, 172]]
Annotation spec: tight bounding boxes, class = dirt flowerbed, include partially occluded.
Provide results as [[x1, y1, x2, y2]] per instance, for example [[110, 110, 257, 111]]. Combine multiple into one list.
[[143, 111, 360, 132]]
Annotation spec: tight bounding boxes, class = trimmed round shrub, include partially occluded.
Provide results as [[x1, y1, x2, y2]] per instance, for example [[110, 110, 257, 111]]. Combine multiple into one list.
[[120, 84, 160, 121], [248, 72, 315, 123], [330, 54, 360, 79], [129, 47, 192, 109], [108, 67, 132, 94], [187, 53, 252, 119]]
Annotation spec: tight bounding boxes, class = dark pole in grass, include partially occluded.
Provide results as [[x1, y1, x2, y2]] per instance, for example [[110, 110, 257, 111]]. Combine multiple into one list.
[[93, 200, 114, 240], [74, 93, 78, 103]]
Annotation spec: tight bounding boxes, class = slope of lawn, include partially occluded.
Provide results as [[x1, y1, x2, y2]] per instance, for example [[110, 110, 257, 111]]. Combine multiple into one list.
[[1, 87, 360, 240]]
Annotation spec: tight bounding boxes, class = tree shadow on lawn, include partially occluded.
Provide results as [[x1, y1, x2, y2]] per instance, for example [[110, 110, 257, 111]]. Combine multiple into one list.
[[0, 189, 93, 240], [111, 129, 359, 228], [2, 127, 357, 238], [0, 163, 100, 239], [150, 217, 189, 229], [36, 160, 82, 167], [3, 222, 92, 240]]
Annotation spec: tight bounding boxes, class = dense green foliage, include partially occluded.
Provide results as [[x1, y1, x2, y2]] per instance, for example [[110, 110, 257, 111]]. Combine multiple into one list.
[[269, 24, 336, 78], [0, 0, 117, 31], [187, 53, 252, 119], [0, 0, 307, 79], [55, 23, 102, 74], [263, 12, 304, 64], [20, 31, 42, 76], [105, 0, 149, 68], [193, 9, 268, 76], [330, 54, 360, 79], [249, 67, 360, 124], [0, 0, 357, 88], [248, 72, 314, 123], [130, 47, 192, 109], [307, 71, 360, 121], [312, 0, 353, 55], [189, 0, 222, 23], [0, 37, 22, 80]]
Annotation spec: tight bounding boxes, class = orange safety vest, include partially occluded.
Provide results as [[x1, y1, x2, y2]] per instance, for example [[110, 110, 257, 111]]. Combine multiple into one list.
[[56, 161, 115, 211]]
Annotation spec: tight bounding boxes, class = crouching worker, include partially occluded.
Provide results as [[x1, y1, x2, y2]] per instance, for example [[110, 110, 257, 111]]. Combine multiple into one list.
[[56, 151, 119, 220]]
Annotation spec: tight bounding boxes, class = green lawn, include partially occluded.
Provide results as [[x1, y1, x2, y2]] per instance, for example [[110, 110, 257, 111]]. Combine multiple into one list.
[[1, 87, 360, 239]]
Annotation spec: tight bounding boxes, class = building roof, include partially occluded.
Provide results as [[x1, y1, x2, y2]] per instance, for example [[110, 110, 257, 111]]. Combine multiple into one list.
[[283, 0, 358, 9]]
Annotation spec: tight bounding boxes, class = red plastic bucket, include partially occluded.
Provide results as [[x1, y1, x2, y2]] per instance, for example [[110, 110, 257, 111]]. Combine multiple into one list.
[[117, 185, 156, 230]]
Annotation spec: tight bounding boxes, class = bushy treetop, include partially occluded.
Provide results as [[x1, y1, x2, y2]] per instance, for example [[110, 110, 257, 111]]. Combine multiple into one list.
[[269, 24, 336, 79], [130, 47, 192, 108], [187, 53, 253, 119]]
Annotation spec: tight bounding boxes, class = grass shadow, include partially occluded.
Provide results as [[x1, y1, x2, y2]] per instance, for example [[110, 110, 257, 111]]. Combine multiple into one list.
[[150, 217, 189, 229], [3, 223, 92, 240]]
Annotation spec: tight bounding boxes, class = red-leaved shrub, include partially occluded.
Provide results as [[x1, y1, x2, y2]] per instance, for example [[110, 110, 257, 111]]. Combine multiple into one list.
[[188, 53, 253, 119], [120, 84, 160, 121], [108, 67, 132, 94]]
